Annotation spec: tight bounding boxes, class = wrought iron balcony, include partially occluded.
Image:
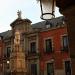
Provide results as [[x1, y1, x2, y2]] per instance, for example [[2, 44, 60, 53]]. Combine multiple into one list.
[[61, 46, 69, 52], [44, 47, 54, 54], [25, 50, 40, 59]]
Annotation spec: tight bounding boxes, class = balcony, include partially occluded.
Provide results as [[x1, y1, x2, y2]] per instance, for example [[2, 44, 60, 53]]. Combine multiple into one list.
[[43, 46, 54, 54], [25, 50, 40, 59], [61, 46, 69, 52], [3, 54, 10, 60]]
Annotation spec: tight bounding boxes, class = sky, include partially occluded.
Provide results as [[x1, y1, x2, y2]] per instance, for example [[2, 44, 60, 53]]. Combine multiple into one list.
[[0, 0, 62, 33]]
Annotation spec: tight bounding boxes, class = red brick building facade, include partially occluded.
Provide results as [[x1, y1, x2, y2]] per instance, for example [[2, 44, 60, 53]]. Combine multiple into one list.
[[38, 21, 70, 75]]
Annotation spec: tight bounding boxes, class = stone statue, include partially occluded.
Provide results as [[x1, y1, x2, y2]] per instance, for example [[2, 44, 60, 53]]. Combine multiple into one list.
[[14, 30, 20, 45], [17, 10, 22, 19]]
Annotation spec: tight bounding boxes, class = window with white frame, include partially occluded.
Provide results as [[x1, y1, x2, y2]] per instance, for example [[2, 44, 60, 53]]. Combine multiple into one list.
[[47, 63, 54, 75], [62, 35, 68, 51], [45, 38, 53, 53], [64, 61, 71, 75]]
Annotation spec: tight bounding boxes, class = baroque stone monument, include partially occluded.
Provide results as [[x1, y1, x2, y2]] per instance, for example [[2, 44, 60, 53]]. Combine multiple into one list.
[[10, 30, 27, 75]]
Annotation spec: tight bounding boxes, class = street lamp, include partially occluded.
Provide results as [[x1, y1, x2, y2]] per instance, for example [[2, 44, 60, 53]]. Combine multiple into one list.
[[39, 0, 56, 20], [7, 61, 10, 64]]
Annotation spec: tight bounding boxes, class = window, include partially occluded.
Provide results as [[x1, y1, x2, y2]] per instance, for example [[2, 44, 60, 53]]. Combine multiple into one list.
[[7, 47, 11, 57], [64, 61, 71, 75], [46, 24, 52, 28], [46, 25, 50, 28], [31, 64, 37, 75], [30, 42, 36, 53], [63, 21, 65, 25], [0, 37, 1, 40], [62, 36, 68, 51], [47, 63, 54, 75], [46, 21, 53, 28], [45, 39, 53, 53]]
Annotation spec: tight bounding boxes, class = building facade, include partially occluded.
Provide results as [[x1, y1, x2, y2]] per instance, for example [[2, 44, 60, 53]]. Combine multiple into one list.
[[0, 15, 71, 75]]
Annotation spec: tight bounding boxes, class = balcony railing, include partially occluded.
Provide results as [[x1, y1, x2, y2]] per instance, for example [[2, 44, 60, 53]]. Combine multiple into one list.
[[61, 46, 69, 52], [44, 47, 54, 54], [25, 50, 40, 59]]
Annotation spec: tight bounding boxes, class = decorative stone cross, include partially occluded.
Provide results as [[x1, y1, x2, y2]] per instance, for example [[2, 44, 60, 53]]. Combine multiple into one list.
[[17, 10, 22, 19]]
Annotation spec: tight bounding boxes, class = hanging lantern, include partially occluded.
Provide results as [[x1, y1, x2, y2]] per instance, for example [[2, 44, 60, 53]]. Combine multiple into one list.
[[39, 0, 56, 20]]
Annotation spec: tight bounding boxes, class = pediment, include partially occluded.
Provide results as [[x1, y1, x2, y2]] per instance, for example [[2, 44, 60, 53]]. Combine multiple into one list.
[[10, 18, 32, 27]]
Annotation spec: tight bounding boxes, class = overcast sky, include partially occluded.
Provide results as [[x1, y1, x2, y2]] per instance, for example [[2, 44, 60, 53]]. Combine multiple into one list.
[[0, 0, 62, 33]]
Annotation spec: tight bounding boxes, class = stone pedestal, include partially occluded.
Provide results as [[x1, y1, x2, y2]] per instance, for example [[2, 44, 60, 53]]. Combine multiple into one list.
[[10, 52, 27, 75]]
